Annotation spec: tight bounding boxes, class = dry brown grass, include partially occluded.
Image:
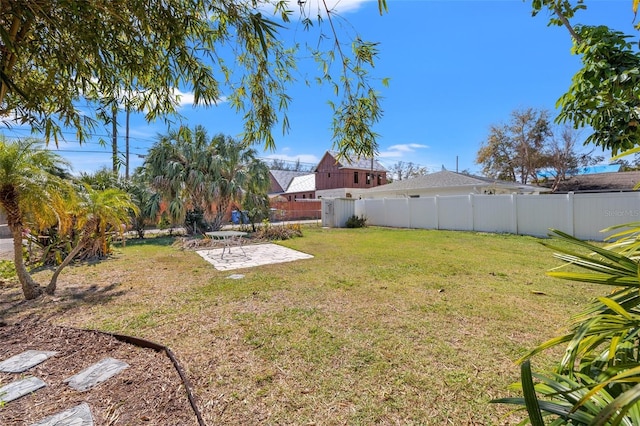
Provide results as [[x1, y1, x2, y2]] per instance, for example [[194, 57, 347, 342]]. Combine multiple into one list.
[[0, 226, 603, 425]]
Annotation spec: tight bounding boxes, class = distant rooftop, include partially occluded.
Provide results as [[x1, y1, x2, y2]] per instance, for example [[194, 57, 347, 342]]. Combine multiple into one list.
[[549, 171, 640, 192], [315, 151, 387, 172], [269, 170, 310, 193], [538, 164, 622, 179], [285, 174, 316, 193], [364, 170, 541, 193]]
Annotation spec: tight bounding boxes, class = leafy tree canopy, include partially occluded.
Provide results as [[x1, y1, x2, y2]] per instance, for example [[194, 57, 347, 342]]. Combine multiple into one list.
[[476, 108, 552, 184], [0, 0, 387, 158], [476, 107, 600, 189], [531, 0, 640, 156]]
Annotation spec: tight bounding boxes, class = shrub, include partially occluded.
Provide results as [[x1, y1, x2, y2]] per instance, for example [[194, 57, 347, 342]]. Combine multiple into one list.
[[0, 260, 16, 280], [255, 221, 303, 240], [345, 215, 367, 228]]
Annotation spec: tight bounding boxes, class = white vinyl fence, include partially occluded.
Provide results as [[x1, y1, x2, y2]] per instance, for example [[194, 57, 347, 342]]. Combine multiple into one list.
[[336, 192, 640, 241]]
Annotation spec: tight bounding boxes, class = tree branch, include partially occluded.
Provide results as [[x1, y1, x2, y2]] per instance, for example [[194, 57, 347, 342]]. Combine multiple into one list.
[[553, 5, 583, 44]]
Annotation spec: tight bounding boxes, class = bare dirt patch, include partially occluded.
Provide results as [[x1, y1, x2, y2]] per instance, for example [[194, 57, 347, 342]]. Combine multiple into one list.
[[0, 317, 198, 425]]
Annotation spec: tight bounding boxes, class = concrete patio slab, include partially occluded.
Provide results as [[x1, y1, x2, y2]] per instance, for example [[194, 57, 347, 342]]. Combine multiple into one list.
[[31, 402, 94, 426], [197, 243, 313, 271], [0, 350, 58, 373], [0, 376, 46, 403], [63, 357, 129, 392]]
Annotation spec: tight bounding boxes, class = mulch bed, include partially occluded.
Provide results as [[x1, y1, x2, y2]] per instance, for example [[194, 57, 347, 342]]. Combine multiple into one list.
[[0, 317, 198, 425]]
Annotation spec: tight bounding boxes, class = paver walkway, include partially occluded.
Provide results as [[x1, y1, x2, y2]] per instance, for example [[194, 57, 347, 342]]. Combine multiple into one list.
[[0, 350, 128, 425], [197, 242, 313, 271]]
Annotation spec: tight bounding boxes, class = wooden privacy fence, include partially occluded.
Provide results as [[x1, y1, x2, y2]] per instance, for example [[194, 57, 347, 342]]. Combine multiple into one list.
[[336, 192, 640, 241], [270, 200, 322, 222]]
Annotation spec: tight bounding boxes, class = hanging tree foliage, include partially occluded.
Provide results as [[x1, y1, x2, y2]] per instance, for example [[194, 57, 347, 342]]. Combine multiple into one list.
[[0, 0, 388, 158]]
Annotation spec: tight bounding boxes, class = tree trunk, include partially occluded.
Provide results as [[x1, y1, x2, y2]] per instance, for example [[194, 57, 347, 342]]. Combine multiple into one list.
[[10, 225, 42, 300], [46, 219, 97, 295], [212, 197, 230, 231], [1, 182, 43, 300]]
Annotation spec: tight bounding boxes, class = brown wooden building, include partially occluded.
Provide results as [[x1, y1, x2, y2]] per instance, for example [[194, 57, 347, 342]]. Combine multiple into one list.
[[267, 151, 388, 200], [314, 151, 387, 198]]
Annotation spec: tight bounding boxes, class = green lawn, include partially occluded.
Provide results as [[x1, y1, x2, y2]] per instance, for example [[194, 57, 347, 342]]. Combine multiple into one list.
[[3, 226, 604, 424]]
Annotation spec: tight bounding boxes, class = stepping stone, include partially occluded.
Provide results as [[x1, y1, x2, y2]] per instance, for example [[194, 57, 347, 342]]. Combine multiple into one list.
[[64, 357, 129, 392], [227, 274, 245, 279], [0, 350, 58, 373], [30, 402, 94, 426], [0, 376, 46, 403]]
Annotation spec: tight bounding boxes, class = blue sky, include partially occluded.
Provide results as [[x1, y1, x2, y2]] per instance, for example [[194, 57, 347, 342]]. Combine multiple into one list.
[[2, 0, 636, 175]]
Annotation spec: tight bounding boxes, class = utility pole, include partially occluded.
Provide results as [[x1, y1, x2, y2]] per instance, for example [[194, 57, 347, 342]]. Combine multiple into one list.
[[125, 106, 130, 179], [111, 103, 118, 173], [370, 156, 374, 187]]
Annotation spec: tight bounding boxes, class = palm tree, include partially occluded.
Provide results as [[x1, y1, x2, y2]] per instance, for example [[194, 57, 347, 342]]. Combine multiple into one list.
[[46, 185, 137, 294], [77, 166, 122, 190], [143, 126, 270, 233], [143, 126, 215, 234], [209, 133, 269, 230], [0, 138, 74, 299], [123, 172, 157, 239], [241, 156, 272, 230]]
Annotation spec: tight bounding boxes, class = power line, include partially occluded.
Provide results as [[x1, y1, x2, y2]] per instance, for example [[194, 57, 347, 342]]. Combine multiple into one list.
[[1, 128, 158, 146]]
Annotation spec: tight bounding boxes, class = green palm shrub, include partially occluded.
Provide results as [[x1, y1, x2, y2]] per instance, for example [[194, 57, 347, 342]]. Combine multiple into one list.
[[494, 227, 640, 425]]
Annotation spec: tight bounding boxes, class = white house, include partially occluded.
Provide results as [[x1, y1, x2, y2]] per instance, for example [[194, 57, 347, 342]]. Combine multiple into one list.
[[350, 170, 545, 199]]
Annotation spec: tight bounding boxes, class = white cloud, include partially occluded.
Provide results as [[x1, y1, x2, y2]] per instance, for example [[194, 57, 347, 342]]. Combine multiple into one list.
[[310, 0, 369, 14], [0, 116, 23, 128], [173, 89, 195, 107], [378, 143, 429, 158], [277, 0, 369, 17], [173, 89, 228, 109], [388, 143, 429, 152]]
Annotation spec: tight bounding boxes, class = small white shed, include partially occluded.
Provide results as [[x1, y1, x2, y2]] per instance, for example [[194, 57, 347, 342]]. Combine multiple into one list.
[[321, 198, 356, 228]]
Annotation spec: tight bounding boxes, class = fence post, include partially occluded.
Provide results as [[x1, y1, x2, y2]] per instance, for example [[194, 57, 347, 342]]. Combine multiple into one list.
[[511, 194, 518, 235], [435, 195, 440, 230], [469, 193, 475, 231], [384, 198, 388, 226], [567, 192, 575, 237]]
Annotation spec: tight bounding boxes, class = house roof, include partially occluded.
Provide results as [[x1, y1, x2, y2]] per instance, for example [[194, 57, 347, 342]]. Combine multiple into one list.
[[285, 174, 316, 193], [538, 164, 622, 179], [315, 151, 387, 172], [269, 170, 310, 193], [550, 171, 640, 192], [362, 170, 542, 193]]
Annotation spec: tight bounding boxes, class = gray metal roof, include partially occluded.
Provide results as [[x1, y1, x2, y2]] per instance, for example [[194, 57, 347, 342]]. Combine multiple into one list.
[[316, 151, 387, 172], [548, 171, 640, 192], [363, 170, 541, 192], [269, 170, 310, 192]]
